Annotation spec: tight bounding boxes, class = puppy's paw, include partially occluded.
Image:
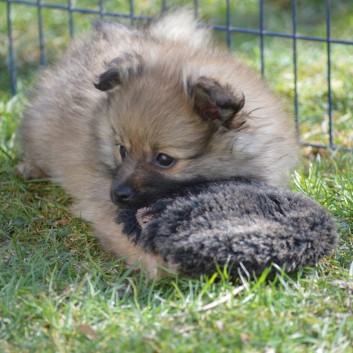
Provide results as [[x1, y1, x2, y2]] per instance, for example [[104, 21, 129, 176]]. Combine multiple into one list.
[[131, 253, 178, 280], [16, 161, 46, 180]]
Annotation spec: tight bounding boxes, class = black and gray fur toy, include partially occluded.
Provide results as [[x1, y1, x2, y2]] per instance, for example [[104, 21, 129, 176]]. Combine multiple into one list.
[[117, 179, 338, 278]]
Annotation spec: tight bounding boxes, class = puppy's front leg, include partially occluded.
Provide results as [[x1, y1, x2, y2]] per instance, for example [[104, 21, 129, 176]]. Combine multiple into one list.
[[73, 200, 173, 279], [97, 221, 173, 279]]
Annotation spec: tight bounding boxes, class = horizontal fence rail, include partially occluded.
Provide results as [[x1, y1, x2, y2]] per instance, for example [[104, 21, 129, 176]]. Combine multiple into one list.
[[2, 0, 353, 152]]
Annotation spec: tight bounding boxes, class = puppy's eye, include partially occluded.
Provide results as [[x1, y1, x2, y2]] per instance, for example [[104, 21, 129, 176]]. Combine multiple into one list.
[[119, 145, 127, 160], [155, 153, 175, 168]]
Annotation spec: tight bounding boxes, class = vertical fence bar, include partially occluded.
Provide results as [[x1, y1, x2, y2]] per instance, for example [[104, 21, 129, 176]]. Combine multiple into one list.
[[162, 0, 167, 11], [37, 0, 46, 66], [193, 0, 199, 18], [292, 0, 300, 140], [129, 0, 134, 25], [6, 0, 16, 95], [226, 0, 231, 48], [68, 0, 74, 39], [259, 0, 265, 77], [326, 0, 334, 148], [99, 0, 105, 19]]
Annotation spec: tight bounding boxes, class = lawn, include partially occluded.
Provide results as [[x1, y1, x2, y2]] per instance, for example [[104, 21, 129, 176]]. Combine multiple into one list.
[[1, 1, 353, 352]]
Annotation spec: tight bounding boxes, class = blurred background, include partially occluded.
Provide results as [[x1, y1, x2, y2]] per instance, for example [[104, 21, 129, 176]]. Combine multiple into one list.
[[1, 0, 353, 151]]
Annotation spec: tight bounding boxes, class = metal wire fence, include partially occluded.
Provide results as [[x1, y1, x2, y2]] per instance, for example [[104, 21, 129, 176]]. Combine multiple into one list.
[[2, 0, 353, 151]]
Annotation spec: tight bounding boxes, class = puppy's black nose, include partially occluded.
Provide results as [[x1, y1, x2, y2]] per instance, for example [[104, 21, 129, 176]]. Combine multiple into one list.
[[111, 185, 134, 204]]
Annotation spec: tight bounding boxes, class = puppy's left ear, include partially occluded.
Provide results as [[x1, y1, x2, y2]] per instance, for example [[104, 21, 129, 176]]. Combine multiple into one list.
[[94, 52, 144, 91], [187, 77, 245, 129]]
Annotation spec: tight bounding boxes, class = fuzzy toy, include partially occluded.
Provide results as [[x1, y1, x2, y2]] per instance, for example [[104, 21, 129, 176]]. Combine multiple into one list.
[[117, 179, 338, 278]]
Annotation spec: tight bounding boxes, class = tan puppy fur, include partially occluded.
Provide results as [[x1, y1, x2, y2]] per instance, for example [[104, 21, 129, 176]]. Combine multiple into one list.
[[18, 10, 297, 277]]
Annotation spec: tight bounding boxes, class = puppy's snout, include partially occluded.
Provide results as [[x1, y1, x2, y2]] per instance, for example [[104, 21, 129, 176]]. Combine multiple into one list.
[[111, 184, 134, 204]]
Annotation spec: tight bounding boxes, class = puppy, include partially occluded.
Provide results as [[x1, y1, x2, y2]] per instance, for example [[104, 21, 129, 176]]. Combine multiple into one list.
[[18, 10, 297, 277]]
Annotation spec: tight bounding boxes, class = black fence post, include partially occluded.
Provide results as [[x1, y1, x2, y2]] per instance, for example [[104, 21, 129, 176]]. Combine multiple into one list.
[[6, 0, 16, 95], [326, 0, 334, 149], [292, 0, 299, 141]]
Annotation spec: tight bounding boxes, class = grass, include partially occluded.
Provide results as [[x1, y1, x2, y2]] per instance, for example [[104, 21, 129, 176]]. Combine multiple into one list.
[[1, 136, 353, 352], [1, 1, 353, 352]]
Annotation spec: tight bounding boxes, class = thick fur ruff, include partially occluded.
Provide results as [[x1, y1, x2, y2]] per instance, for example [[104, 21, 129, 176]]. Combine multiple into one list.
[[118, 180, 338, 278]]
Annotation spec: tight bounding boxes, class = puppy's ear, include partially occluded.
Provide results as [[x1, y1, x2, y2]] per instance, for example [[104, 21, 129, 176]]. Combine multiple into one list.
[[94, 53, 144, 91], [188, 77, 245, 129]]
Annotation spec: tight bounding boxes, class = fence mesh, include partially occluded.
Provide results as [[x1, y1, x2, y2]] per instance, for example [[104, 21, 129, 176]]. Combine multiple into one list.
[[2, 0, 353, 151]]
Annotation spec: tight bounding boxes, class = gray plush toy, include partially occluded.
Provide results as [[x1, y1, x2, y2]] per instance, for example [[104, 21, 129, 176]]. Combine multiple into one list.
[[117, 179, 338, 278]]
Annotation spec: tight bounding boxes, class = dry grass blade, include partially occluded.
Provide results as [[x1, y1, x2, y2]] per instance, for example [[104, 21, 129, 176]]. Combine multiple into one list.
[[167, 285, 246, 319]]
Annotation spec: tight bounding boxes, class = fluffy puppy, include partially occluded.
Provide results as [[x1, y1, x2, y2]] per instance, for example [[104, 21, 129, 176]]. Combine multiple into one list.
[[18, 10, 297, 276]]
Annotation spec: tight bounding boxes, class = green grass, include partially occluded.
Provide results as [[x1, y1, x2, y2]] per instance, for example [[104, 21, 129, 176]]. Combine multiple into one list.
[[1, 125, 353, 352], [1, 1, 353, 352]]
